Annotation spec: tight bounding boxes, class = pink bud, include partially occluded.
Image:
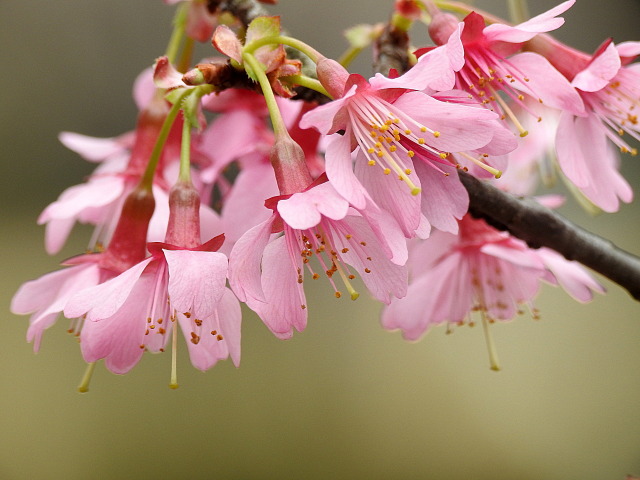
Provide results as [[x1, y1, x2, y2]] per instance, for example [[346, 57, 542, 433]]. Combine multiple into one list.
[[316, 57, 349, 99], [102, 186, 156, 272], [164, 181, 202, 249], [270, 133, 313, 196], [428, 12, 459, 46]]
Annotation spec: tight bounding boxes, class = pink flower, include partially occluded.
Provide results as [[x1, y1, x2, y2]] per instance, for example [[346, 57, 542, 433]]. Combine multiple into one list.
[[422, 1, 583, 135], [382, 214, 604, 342], [530, 37, 637, 211], [64, 182, 240, 376], [229, 178, 407, 339], [12, 185, 156, 352], [301, 63, 515, 237]]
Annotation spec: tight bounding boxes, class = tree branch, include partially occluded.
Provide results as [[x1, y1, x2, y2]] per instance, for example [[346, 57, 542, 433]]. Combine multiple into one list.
[[459, 171, 640, 300]]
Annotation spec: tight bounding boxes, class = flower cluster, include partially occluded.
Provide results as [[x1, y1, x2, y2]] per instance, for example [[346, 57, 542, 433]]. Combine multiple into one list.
[[15, 0, 636, 389]]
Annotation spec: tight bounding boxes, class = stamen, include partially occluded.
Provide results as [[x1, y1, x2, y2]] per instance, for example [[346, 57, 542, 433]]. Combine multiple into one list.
[[169, 322, 179, 389], [77, 361, 97, 394], [458, 152, 502, 178], [492, 90, 528, 137], [481, 313, 501, 371]]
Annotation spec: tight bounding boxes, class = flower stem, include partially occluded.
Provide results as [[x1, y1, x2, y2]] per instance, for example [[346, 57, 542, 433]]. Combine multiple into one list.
[[283, 74, 331, 99], [165, 3, 189, 65], [242, 52, 287, 135], [338, 46, 363, 69], [179, 116, 192, 184], [244, 35, 324, 63], [507, 0, 530, 24], [139, 90, 190, 191]]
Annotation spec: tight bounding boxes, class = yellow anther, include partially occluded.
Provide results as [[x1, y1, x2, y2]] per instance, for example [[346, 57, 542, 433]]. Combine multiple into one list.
[[367, 147, 375, 154], [433, 131, 440, 138], [377, 150, 384, 157], [389, 145, 397, 152], [383, 168, 391, 175], [439, 152, 448, 159], [420, 126, 427, 132], [418, 138, 425, 144], [368, 159, 376, 166], [407, 150, 415, 157], [404, 129, 411, 134], [405, 168, 412, 175]]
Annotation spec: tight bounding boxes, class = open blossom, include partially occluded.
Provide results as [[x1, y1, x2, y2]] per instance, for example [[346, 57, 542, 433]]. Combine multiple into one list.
[[422, 1, 583, 136], [300, 59, 516, 237], [12, 185, 156, 351], [64, 182, 240, 375], [528, 36, 638, 211], [382, 214, 605, 342], [229, 178, 407, 339]]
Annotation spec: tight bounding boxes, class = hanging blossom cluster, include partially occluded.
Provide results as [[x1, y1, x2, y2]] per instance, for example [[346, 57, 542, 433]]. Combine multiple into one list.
[[15, 0, 638, 389]]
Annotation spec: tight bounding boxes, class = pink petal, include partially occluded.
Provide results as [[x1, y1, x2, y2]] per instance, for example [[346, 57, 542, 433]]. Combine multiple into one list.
[[484, 0, 575, 43], [79, 275, 155, 373], [228, 216, 274, 303], [537, 248, 605, 302], [507, 52, 585, 115], [165, 250, 228, 318], [555, 111, 597, 188], [132, 67, 156, 110], [324, 132, 368, 209], [277, 181, 349, 230], [59, 132, 127, 163], [480, 241, 545, 269], [572, 42, 621, 92], [218, 288, 242, 367], [299, 94, 350, 135], [415, 162, 468, 234], [64, 258, 153, 320], [221, 162, 278, 247], [371, 24, 463, 92], [354, 149, 422, 239], [391, 92, 499, 152], [334, 216, 408, 304], [245, 235, 307, 338]]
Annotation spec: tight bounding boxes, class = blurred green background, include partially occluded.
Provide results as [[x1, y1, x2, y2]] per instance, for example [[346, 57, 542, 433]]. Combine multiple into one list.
[[1, 1, 639, 479]]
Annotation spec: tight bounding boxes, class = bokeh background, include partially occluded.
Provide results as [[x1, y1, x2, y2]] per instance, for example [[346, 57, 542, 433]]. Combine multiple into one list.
[[1, 1, 639, 479]]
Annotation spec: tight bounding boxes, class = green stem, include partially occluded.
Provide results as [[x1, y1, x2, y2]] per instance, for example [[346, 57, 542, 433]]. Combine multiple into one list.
[[434, 0, 505, 23], [165, 3, 188, 64], [338, 46, 363, 69], [283, 74, 331, 99], [179, 116, 192, 184], [244, 35, 324, 63], [139, 90, 190, 191], [507, 0, 530, 24], [242, 52, 287, 134]]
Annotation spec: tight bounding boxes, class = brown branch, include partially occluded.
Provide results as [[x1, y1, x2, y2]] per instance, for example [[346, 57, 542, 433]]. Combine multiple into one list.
[[373, 23, 410, 76], [459, 171, 640, 301]]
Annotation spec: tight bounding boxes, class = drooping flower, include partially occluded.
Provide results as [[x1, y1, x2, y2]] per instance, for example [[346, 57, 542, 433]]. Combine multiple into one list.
[[381, 214, 604, 360], [527, 36, 638, 211], [12, 185, 156, 352], [229, 178, 407, 339], [64, 182, 240, 379]]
